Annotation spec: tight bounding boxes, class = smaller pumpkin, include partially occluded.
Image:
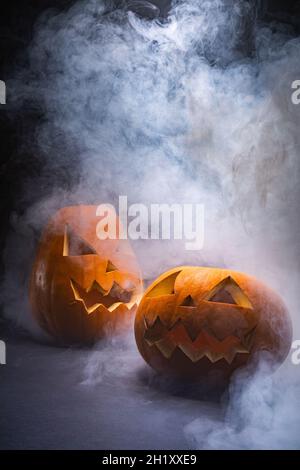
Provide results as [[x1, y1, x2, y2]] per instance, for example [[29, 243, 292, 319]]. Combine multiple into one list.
[[134, 266, 292, 380], [30, 205, 143, 344]]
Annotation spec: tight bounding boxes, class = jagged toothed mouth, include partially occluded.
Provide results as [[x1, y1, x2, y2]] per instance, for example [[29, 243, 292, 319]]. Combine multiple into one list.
[[143, 316, 256, 364], [70, 279, 136, 314]]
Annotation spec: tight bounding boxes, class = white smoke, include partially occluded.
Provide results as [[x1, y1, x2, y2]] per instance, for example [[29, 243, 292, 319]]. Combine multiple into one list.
[[80, 326, 143, 386], [2, 0, 300, 449], [185, 358, 300, 449]]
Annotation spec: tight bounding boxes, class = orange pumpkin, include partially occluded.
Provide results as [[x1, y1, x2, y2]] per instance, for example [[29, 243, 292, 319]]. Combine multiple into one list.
[[135, 266, 292, 380], [30, 205, 142, 344]]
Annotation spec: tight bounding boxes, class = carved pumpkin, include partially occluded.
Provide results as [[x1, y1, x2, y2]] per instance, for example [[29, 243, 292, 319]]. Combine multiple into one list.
[[30, 205, 142, 344], [135, 266, 292, 380]]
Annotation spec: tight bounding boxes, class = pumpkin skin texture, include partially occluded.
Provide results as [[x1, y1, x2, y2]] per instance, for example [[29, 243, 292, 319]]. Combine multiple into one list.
[[30, 205, 143, 344], [134, 266, 292, 380]]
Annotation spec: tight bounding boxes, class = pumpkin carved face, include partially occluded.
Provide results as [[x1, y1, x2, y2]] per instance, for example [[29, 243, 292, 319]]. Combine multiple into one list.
[[30, 205, 142, 344], [134, 266, 292, 379]]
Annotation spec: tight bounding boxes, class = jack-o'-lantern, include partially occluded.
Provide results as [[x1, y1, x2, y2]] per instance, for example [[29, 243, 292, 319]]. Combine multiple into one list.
[[135, 266, 292, 380], [30, 205, 143, 344]]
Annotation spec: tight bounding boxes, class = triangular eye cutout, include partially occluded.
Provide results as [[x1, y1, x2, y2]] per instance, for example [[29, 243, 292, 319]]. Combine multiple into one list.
[[106, 261, 118, 272], [180, 295, 196, 307], [209, 289, 236, 304], [146, 270, 181, 298], [204, 276, 253, 309], [63, 225, 97, 256]]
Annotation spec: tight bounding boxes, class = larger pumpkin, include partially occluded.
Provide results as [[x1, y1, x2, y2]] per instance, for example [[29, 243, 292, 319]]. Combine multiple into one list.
[[135, 266, 292, 380], [30, 205, 142, 344]]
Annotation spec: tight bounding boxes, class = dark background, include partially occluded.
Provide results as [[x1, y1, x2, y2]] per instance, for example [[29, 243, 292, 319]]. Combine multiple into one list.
[[0, 0, 300, 450], [0, 0, 300, 313]]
